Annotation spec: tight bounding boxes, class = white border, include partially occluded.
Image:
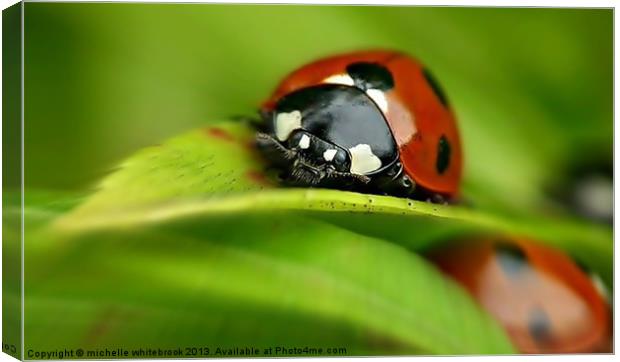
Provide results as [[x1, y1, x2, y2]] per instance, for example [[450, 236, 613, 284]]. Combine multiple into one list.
[[0, 1, 615, 362], [12, 0, 619, 7], [19, 1, 23, 361]]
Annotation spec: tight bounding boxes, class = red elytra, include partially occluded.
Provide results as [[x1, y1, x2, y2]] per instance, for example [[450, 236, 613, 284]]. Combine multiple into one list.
[[261, 50, 462, 198], [426, 237, 611, 353]]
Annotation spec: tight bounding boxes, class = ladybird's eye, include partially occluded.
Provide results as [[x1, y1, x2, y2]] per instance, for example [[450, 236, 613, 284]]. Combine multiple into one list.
[[288, 131, 309, 149], [322, 148, 346, 163], [324, 148, 349, 170], [288, 131, 351, 170]]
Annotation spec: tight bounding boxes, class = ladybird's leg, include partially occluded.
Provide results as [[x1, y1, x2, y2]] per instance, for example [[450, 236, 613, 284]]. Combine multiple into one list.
[[392, 173, 417, 197], [255, 132, 297, 167], [436, 193, 457, 205], [255, 109, 274, 133], [429, 194, 448, 204], [415, 191, 453, 204], [324, 167, 371, 184], [285, 158, 334, 186], [256, 132, 296, 159]]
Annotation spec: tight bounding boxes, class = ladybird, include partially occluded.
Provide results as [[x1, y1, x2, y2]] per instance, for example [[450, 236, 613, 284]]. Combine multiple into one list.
[[426, 237, 611, 353], [256, 50, 462, 200], [548, 158, 613, 224]]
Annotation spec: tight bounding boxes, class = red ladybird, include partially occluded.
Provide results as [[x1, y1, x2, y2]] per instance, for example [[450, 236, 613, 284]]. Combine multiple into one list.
[[256, 50, 462, 200], [426, 237, 611, 353]]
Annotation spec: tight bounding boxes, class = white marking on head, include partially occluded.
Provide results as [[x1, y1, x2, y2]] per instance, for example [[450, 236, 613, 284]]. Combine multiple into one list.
[[366, 89, 388, 113], [323, 149, 337, 162], [275, 110, 302, 141], [323, 74, 355, 86], [298, 134, 310, 149], [348, 144, 382, 175]]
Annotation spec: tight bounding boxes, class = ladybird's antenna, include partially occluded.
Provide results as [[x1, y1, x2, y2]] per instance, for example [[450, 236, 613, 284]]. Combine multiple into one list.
[[255, 132, 297, 161]]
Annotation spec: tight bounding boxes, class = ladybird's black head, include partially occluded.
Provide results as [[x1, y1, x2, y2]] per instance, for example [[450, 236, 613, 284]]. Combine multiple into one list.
[[256, 129, 362, 187], [284, 129, 352, 185], [257, 84, 400, 189]]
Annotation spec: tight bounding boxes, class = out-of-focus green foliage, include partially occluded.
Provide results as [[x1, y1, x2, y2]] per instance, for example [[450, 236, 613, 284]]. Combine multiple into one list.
[[23, 4, 612, 212], [7, 4, 612, 356]]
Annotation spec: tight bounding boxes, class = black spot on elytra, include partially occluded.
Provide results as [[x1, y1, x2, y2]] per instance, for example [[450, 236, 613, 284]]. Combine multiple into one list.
[[346, 62, 394, 91], [528, 307, 553, 344], [436, 135, 451, 174], [422, 68, 449, 107], [495, 242, 528, 277]]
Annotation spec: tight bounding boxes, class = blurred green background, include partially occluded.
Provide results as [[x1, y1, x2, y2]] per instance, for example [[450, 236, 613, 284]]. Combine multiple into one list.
[[21, 4, 612, 212], [6, 4, 613, 356]]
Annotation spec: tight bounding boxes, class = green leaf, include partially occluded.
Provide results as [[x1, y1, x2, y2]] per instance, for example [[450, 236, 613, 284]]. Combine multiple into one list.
[[3, 189, 86, 359], [27, 215, 514, 355], [54, 122, 612, 287], [27, 124, 522, 354]]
